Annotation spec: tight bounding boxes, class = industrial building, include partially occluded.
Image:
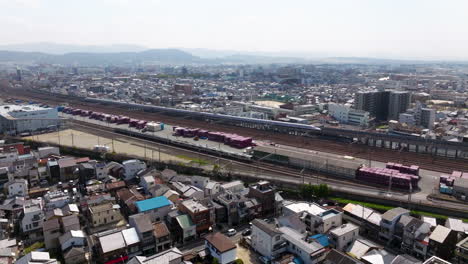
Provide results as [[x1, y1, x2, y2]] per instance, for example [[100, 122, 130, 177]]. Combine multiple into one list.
[[328, 103, 370, 127], [0, 105, 59, 134]]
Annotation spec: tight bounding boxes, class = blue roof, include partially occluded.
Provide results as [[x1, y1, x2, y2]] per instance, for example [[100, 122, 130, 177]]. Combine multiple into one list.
[[310, 234, 329, 247], [136, 196, 171, 212]]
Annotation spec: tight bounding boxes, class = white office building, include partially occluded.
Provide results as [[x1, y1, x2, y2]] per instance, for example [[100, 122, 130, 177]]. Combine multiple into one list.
[[0, 105, 59, 134], [328, 103, 370, 127]]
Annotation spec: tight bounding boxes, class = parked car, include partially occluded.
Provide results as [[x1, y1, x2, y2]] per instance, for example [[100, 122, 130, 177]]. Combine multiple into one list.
[[242, 229, 251, 236], [227, 229, 237, 236]]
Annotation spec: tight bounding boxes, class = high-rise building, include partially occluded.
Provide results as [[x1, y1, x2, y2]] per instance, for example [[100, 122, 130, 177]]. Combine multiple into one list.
[[16, 67, 22, 81], [420, 108, 435, 129], [388, 91, 411, 120], [355, 90, 411, 121], [355, 91, 389, 121]]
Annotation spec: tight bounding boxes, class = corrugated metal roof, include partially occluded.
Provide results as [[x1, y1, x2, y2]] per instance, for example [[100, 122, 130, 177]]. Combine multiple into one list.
[[122, 228, 140, 245], [136, 196, 171, 212]]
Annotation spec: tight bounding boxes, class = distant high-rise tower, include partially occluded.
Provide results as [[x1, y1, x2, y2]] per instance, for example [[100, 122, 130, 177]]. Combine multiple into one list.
[[16, 67, 22, 81]]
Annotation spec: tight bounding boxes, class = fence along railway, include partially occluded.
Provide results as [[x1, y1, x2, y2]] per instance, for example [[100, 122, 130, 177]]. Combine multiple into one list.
[[3, 88, 468, 173]]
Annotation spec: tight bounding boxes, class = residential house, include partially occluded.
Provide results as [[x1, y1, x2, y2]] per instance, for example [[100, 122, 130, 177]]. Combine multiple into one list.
[[191, 175, 210, 189], [127, 247, 183, 264], [283, 201, 342, 234], [390, 254, 422, 264], [445, 218, 468, 239], [329, 223, 360, 251], [277, 214, 307, 234], [396, 215, 431, 258], [279, 226, 327, 264], [160, 169, 177, 182], [174, 214, 196, 242], [95, 228, 141, 263], [43, 218, 61, 249], [251, 219, 286, 261], [347, 239, 382, 260], [220, 180, 244, 193], [343, 203, 382, 237], [94, 162, 107, 181], [323, 249, 364, 264], [21, 199, 45, 242], [16, 251, 58, 264], [59, 230, 86, 251], [88, 202, 124, 228], [178, 199, 212, 235], [4, 179, 28, 197], [149, 184, 170, 197], [379, 207, 410, 242], [171, 182, 204, 200], [62, 246, 87, 264], [247, 181, 276, 216], [428, 225, 458, 260], [422, 217, 437, 230], [129, 213, 156, 256], [135, 196, 173, 223], [116, 187, 145, 216], [140, 175, 156, 193], [78, 162, 96, 185], [44, 190, 70, 209], [58, 158, 78, 181], [47, 160, 60, 181], [154, 222, 172, 253], [455, 236, 468, 264], [360, 248, 396, 264], [163, 190, 180, 204], [122, 159, 147, 180], [423, 256, 452, 264], [61, 214, 80, 233], [205, 181, 221, 196], [205, 232, 237, 264]]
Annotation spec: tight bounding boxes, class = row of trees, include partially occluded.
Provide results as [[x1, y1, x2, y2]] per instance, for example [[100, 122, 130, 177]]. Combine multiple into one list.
[[300, 183, 330, 199]]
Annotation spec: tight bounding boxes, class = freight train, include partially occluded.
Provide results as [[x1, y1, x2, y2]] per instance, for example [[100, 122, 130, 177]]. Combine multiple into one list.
[[251, 143, 420, 190]]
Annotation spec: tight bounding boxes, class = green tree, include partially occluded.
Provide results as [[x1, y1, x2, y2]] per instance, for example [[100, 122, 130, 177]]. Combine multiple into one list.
[[235, 259, 244, 264], [212, 258, 220, 264]]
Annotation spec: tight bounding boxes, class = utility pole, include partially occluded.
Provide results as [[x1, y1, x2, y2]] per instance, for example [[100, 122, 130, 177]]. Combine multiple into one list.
[[71, 132, 74, 147]]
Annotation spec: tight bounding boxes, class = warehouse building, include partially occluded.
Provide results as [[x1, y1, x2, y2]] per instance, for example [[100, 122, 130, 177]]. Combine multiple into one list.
[[0, 105, 59, 134]]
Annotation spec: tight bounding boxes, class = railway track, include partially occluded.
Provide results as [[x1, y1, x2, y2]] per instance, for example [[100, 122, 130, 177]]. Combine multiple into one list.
[[68, 120, 402, 194], [4, 87, 468, 173]]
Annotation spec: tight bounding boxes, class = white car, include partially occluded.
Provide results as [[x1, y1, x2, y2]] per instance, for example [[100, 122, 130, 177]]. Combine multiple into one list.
[[226, 229, 237, 236]]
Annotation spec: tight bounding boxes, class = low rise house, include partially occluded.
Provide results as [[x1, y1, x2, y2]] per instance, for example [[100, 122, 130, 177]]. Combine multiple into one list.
[[220, 180, 244, 193], [127, 247, 183, 264], [179, 199, 212, 235], [96, 228, 141, 263], [455, 236, 468, 264], [16, 251, 58, 264], [43, 218, 61, 249], [62, 246, 87, 264], [58, 158, 78, 181], [205, 232, 237, 264], [247, 181, 276, 216], [61, 214, 80, 233], [175, 214, 196, 242], [205, 181, 221, 196], [88, 202, 124, 228], [251, 219, 286, 260], [428, 225, 458, 261], [5, 179, 28, 197], [154, 222, 171, 253], [283, 201, 342, 233], [323, 249, 363, 264], [279, 226, 327, 264], [135, 196, 173, 223], [139, 175, 156, 193], [379, 207, 410, 242], [329, 223, 360, 251], [343, 203, 382, 237], [21, 199, 45, 242], [163, 190, 180, 204], [59, 230, 86, 251], [396, 215, 431, 258], [122, 159, 147, 180], [129, 213, 156, 256]]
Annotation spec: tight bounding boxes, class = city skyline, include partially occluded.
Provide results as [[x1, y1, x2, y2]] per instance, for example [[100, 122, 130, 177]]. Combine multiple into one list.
[[1, 0, 468, 60]]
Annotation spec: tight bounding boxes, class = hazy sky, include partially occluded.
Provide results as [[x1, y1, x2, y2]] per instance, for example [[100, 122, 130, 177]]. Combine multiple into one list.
[[1, 0, 468, 59]]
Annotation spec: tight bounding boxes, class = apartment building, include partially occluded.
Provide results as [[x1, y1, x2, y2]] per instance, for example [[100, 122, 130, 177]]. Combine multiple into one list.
[[178, 199, 212, 235]]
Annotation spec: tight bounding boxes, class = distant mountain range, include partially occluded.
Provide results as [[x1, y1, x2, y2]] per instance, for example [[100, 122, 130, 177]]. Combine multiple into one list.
[[0, 43, 463, 65]]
